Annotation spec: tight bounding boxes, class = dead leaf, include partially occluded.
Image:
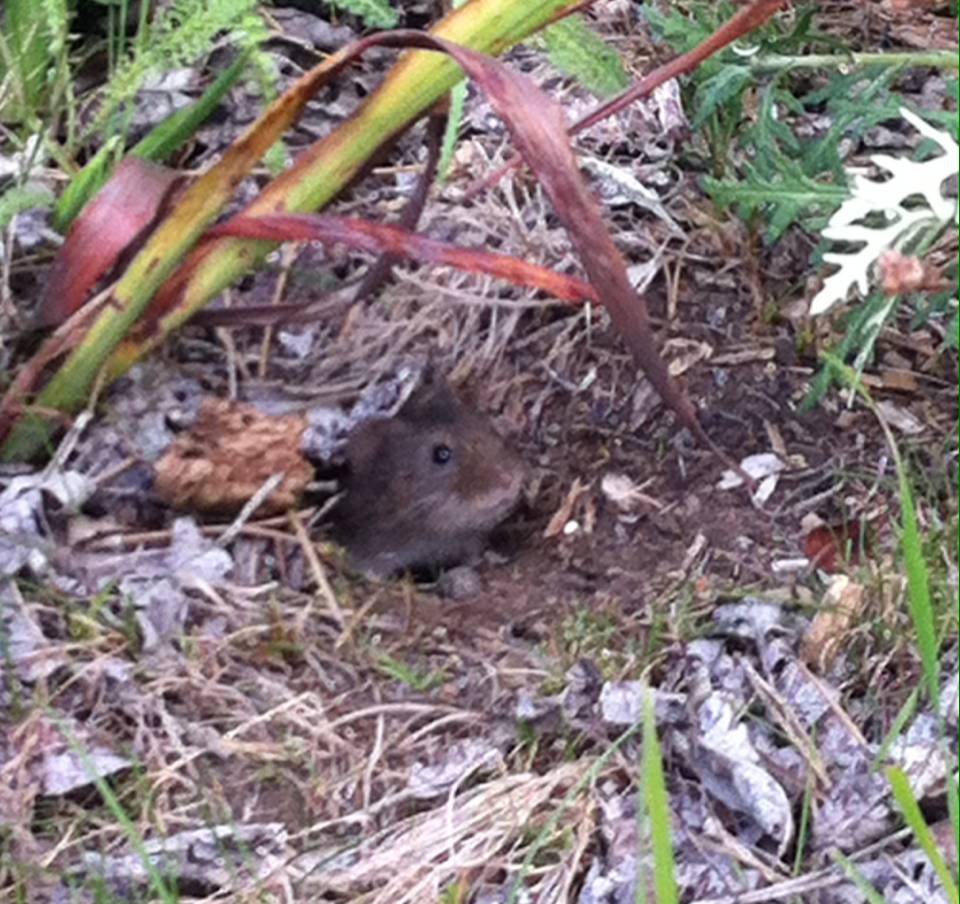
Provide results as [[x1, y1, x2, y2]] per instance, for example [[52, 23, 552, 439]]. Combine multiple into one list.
[[600, 472, 660, 513], [43, 748, 133, 796], [663, 338, 713, 376], [693, 692, 795, 854], [113, 517, 233, 650], [408, 740, 502, 799], [718, 452, 786, 502], [711, 347, 776, 365], [543, 478, 590, 539], [877, 399, 925, 435], [801, 575, 866, 670], [764, 420, 787, 458], [879, 368, 920, 392], [1, 593, 68, 681], [153, 398, 311, 516], [65, 823, 288, 899], [0, 470, 96, 576], [803, 521, 867, 574]]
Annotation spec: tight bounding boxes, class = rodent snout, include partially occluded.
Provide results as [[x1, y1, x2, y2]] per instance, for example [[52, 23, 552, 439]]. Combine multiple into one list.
[[488, 459, 527, 509]]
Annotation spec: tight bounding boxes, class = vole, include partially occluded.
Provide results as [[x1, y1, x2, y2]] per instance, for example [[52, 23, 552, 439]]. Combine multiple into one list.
[[331, 374, 526, 578]]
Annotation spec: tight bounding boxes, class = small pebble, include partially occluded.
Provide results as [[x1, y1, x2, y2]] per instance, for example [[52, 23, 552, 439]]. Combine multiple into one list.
[[437, 566, 482, 601]]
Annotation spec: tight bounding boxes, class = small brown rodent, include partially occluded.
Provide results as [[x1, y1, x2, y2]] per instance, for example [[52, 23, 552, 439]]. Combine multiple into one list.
[[331, 374, 526, 578]]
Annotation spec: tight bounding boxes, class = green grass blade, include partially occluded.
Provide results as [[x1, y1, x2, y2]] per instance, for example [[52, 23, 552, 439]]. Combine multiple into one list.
[[50, 137, 124, 232], [872, 686, 920, 770], [946, 769, 959, 875], [831, 850, 890, 904], [57, 717, 178, 903], [131, 50, 252, 163], [52, 52, 252, 232], [642, 689, 679, 904], [823, 352, 942, 708], [895, 464, 940, 708], [438, 83, 467, 183], [437, 0, 469, 183], [506, 717, 645, 904], [886, 766, 960, 903], [792, 772, 815, 875]]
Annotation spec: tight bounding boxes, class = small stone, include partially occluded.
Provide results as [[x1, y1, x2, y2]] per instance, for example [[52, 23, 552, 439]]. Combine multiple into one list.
[[437, 566, 482, 601]]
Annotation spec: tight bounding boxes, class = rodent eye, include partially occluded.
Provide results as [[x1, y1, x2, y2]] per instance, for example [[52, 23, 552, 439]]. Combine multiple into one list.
[[432, 443, 453, 465]]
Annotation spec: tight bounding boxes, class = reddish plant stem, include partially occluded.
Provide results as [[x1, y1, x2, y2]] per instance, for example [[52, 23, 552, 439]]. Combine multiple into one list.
[[464, 0, 789, 200]]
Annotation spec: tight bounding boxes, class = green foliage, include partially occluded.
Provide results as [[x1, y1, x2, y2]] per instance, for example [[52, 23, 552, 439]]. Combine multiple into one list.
[[647, 1, 958, 400], [326, 0, 399, 29], [0, 0, 71, 123], [646, 2, 826, 215], [643, 2, 954, 241], [0, 183, 54, 231], [53, 50, 252, 231], [802, 290, 891, 409], [887, 766, 960, 904], [542, 14, 629, 99], [371, 652, 447, 691], [894, 460, 939, 708], [831, 850, 889, 904], [703, 154, 848, 243], [690, 59, 909, 240], [93, 0, 269, 142], [1, 0, 272, 234], [641, 689, 679, 904]]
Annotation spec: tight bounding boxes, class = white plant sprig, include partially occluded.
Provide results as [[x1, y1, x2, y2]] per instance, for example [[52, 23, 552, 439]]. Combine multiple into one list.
[[810, 107, 959, 316]]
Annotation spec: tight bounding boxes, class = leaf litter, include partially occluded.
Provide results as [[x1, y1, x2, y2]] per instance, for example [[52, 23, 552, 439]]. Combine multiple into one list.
[[0, 2, 957, 902]]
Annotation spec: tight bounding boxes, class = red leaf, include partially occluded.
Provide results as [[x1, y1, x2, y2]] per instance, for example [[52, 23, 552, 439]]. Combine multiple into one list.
[[38, 158, 182, 327], [803, 522, 866, 574], [209, 213, 598, 303]]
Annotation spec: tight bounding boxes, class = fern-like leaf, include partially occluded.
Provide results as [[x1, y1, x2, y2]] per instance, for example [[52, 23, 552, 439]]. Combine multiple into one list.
[[94, 0, 267, 138], [691, 65, 752, 128], [704, 156, 849, 242], [326, 0, 398, 29], [0, 184, 54, 231], [542, 14, 629, 99]]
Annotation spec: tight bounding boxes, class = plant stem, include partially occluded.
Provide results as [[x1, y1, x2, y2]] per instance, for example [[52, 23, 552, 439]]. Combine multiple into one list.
[[747, 50, 958, 72]]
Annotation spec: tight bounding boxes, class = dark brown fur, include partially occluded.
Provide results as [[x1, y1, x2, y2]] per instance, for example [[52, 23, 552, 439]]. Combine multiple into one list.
[[332, 376, 526, 578]]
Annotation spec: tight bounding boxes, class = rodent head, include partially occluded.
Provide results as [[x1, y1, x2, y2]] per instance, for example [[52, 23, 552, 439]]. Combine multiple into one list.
[[334, 375, 526, 575]]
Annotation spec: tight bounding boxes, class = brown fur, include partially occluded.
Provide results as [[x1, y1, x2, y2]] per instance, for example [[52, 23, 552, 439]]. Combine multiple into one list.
[[332, 375, 526, 578]]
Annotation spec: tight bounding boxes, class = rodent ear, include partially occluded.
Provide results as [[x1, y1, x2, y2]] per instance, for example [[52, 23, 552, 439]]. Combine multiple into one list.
[[401, 374, 461, 425]]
